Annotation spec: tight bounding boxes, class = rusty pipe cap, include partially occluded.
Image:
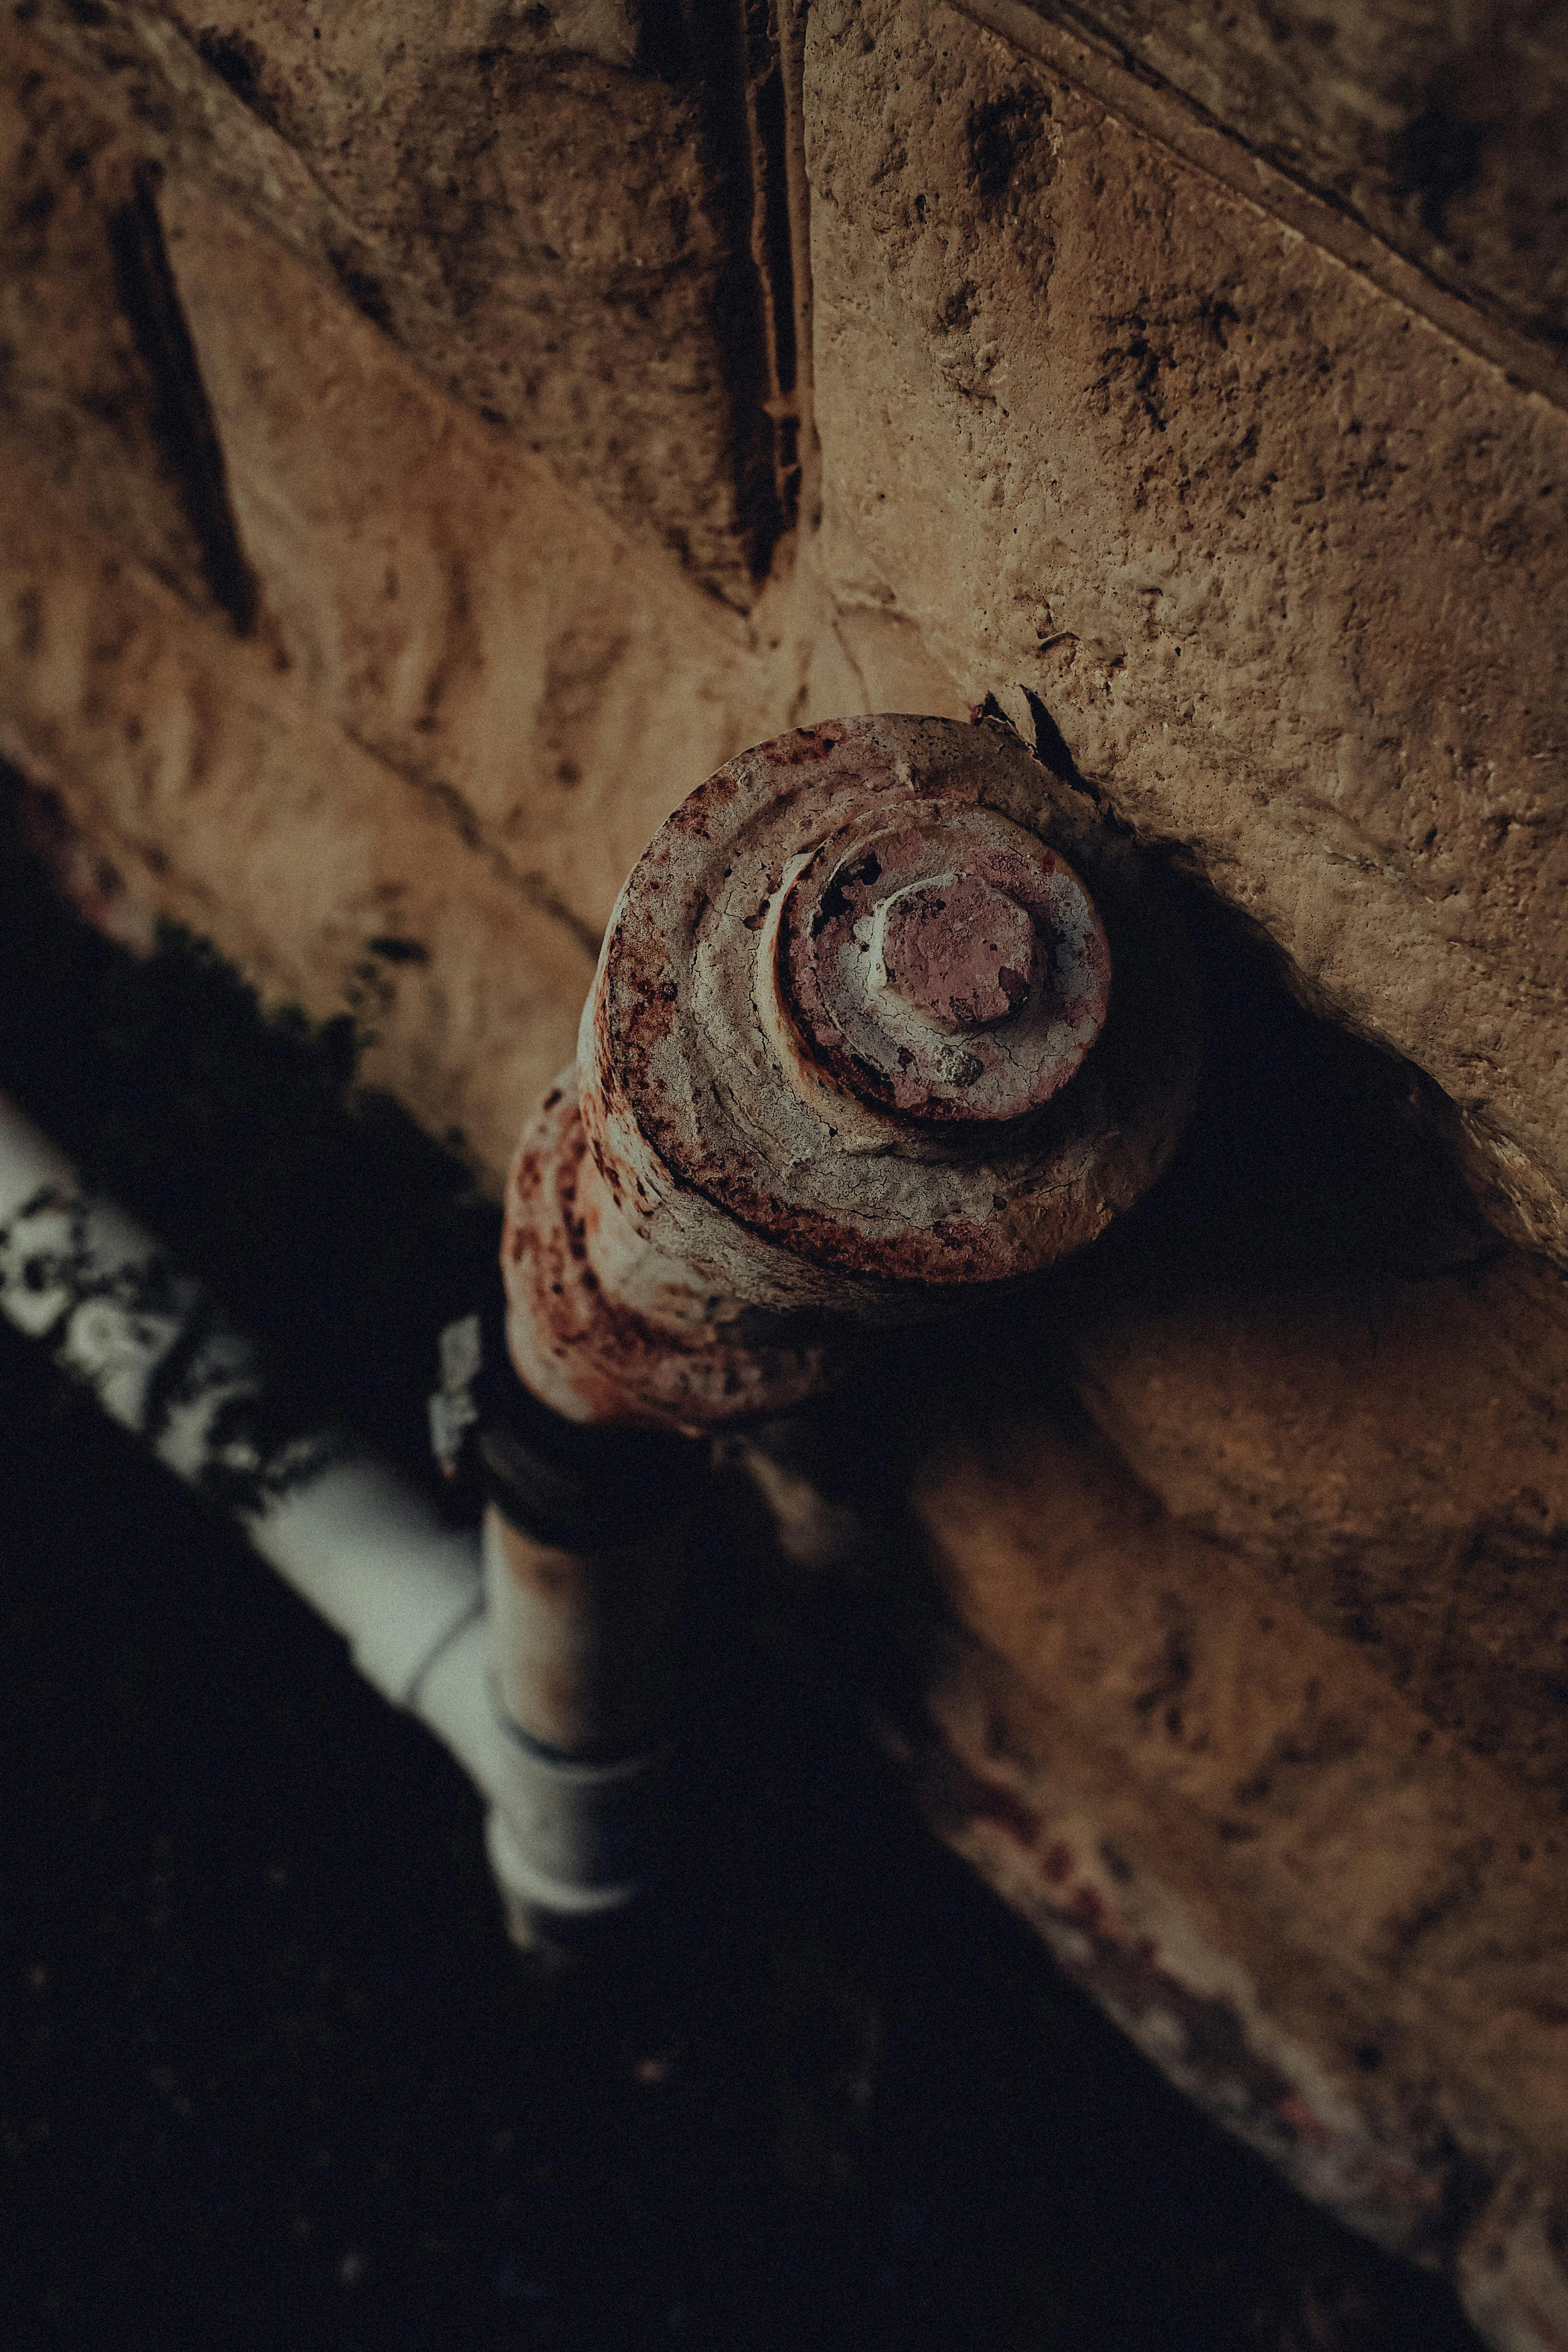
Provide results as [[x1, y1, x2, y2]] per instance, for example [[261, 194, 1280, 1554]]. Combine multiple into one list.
[[778, 805, 1110, 1125], [580, 715, 1199, 1316]]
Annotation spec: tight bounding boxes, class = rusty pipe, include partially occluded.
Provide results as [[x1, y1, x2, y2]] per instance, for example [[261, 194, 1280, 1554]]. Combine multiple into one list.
[[490, 713, 1200, 1930], [504, 715, 1199, 1429]]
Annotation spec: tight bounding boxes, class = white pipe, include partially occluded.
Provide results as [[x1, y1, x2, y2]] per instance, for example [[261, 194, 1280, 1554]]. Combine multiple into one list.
[[0, 1092, 649, 1938]]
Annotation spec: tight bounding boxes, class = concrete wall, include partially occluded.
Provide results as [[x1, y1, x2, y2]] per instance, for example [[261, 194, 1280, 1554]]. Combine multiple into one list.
[[986, 0, 1568, 363]]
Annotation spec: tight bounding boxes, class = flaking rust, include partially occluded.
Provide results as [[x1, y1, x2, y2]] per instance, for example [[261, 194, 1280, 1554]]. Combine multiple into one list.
[[503, 1073, 835, 1432], [502, 713, 1200, 1430]]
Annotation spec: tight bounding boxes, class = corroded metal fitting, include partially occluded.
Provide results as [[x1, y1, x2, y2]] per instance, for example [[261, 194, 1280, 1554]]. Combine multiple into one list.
[[504, 714, 1199, 1432], [774, 801, 1110, 1126]]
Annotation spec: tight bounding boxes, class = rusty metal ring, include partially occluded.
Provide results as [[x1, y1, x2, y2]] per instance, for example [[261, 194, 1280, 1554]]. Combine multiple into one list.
[[580, 714, 1200, 1311], [777, 802, 1112, 1124]]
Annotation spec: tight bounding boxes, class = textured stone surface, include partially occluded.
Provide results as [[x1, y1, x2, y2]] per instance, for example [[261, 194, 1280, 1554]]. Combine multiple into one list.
[[876, 879, 1568, 2339], [158, 185, 792, 943], [912, 1410, 1568, 2351], [14, 0, 779, 604], [994, 0, 1568, 359], [0, 455, 592, 1181], [1072, 1250, 1568, 1810], [807, 0, 1568, 1262]]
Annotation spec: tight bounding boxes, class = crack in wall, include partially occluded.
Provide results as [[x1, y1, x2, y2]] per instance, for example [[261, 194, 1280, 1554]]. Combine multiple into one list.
[[107, 160, 258, 635]]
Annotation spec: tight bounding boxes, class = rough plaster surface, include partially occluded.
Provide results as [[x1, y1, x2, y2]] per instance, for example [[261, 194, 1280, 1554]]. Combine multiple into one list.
[[1072, 1250, 1568, 1810], [13, 0, 773, 603], [914, 1417, 1568, 2350], [807, 0, 1568, 1262], [1000, 0, 1568, 359]]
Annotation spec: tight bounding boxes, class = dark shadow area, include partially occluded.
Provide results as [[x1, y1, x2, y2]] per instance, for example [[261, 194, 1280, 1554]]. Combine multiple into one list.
[[0, 808, 1484, 2349]]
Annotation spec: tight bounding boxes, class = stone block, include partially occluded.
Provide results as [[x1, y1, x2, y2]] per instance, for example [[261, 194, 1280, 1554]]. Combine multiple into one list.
[[1073, 1250, 1568, 1808], [984, 0, 1568, 363], [913, 1407, 1568, 2350]]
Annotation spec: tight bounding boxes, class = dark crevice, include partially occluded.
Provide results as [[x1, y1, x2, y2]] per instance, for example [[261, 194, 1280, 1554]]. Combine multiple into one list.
[[108, 162, 259, 636], [686, 0, 796, 589], [744, 0, 801, 509], [194, 25, 282, 133], [637, 0, 696, 81], [1388, 83, 1489, 247]]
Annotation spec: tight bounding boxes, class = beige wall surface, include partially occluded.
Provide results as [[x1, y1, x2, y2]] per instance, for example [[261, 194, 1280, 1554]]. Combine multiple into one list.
[[982, 0, 1568, 363]]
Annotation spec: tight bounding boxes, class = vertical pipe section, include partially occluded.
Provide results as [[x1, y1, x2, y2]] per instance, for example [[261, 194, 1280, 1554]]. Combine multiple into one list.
[[474, 1404, 702, 1943], [0, 1086, 702, 1947]]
